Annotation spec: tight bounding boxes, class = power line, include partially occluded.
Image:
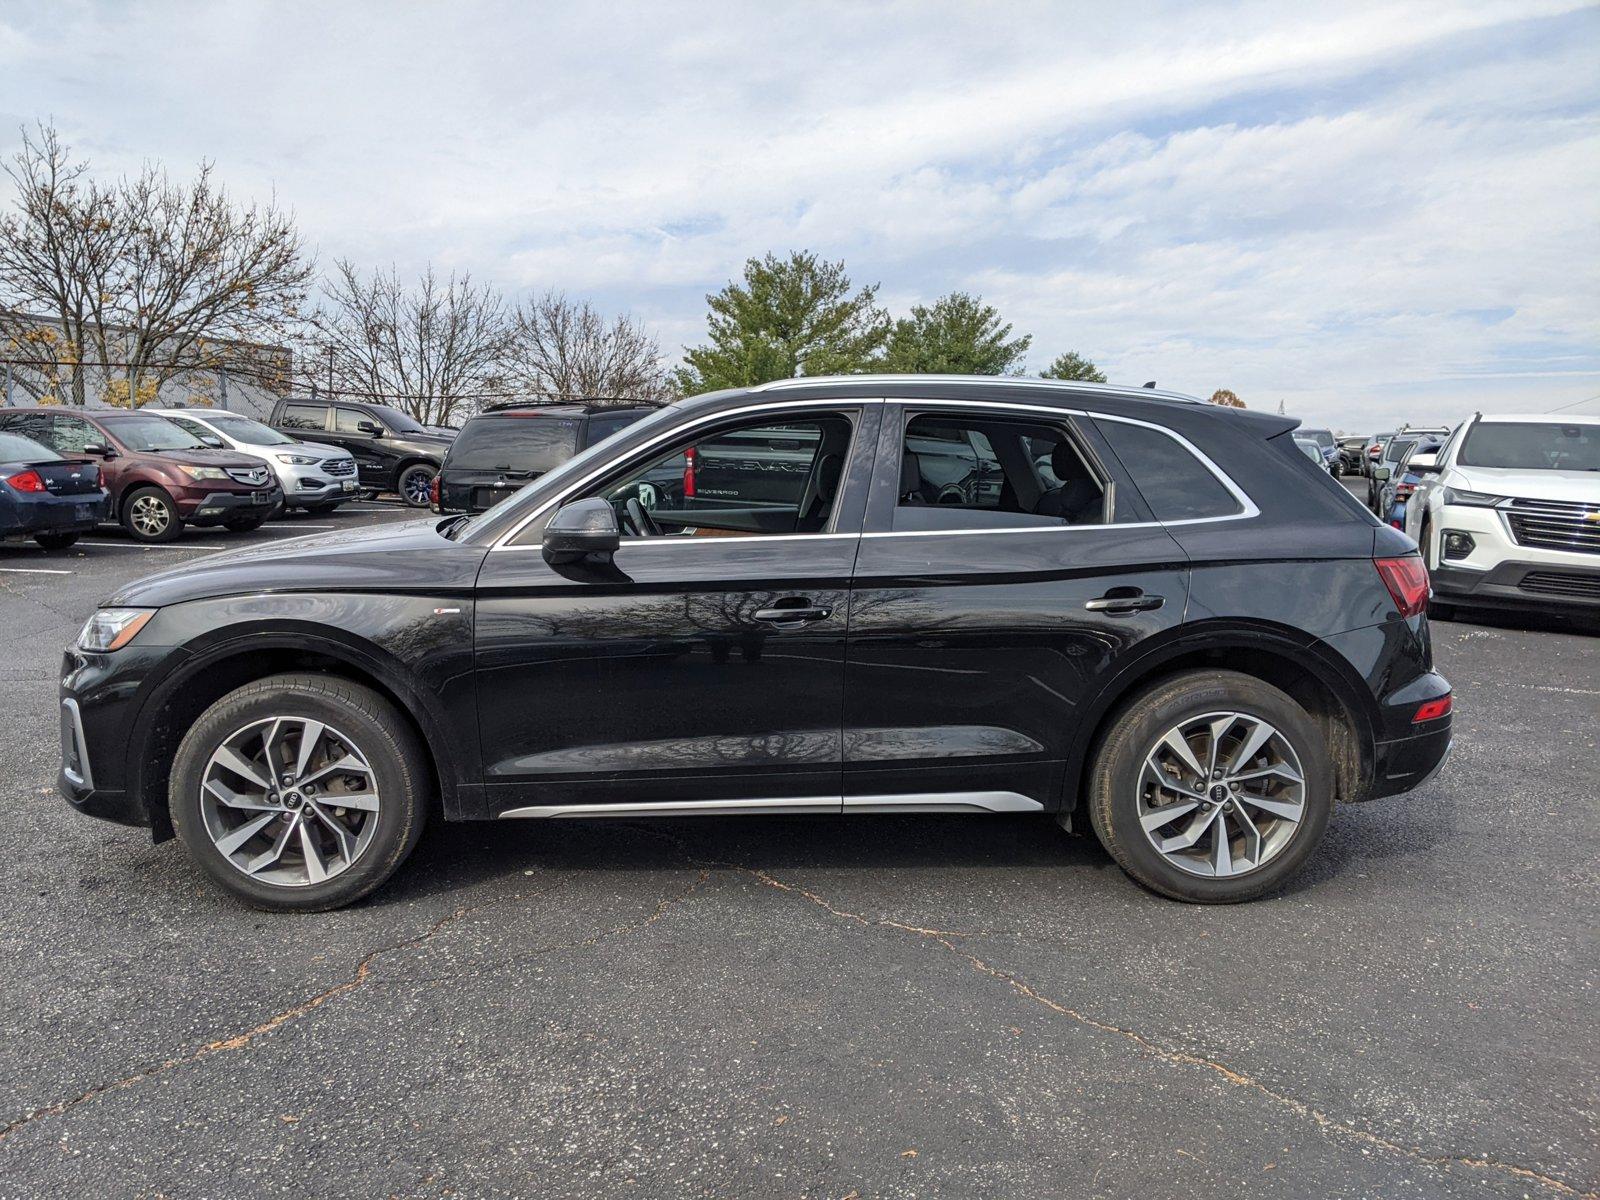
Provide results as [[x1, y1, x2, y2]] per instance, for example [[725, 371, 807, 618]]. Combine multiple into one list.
[[1545, 392, 1600, 413]]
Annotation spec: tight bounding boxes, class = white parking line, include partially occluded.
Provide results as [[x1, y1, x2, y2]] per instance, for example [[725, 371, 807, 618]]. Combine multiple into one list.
[[77, 541, 207, 551], [0, 566, 73, 574]]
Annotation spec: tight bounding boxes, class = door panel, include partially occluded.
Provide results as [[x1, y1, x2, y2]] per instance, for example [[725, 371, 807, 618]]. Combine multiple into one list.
[[843, 402, 1190, 806]]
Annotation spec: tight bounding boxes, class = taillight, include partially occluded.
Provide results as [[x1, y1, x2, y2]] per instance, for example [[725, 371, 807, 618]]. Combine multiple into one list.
[[683, 445, 697, 498], [1412, 695, 1453, 723], [3, 469, 46, 493], [1375, 555, 1429, 619], [429, 474, 441, 508], [1394, 482, 1414, 497]]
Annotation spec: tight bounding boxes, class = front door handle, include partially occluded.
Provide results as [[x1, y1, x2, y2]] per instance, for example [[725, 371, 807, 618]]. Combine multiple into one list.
[[1085, 588, 1164, 615], [753, 603, 833, 626]]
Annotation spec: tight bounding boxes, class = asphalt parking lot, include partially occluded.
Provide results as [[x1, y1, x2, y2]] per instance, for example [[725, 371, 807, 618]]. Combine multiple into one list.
[[0, 495, 1595, 1199]]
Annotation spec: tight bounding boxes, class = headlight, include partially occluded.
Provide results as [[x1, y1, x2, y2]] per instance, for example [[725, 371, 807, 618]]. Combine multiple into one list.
[[77, 608, 155, 652], [1441, 487, 1505, 507], [182, 466, 230, 480], [276, 453, 318, 465]]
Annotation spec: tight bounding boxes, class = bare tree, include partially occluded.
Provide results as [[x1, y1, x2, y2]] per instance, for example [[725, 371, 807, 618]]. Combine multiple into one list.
[[0, 122, 311, 405], [1209, 388, 1246, 408], [508, 291, 672, 401], [306, 260, 512, 426]]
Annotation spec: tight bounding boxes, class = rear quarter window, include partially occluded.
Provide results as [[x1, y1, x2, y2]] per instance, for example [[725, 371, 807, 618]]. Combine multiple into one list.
[[1094, 418, 1244, 521]]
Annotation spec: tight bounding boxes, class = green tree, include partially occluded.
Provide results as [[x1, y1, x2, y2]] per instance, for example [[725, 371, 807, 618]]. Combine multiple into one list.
[[877, 291, 1031, 375], [1039, 350, 1106, 383], [673, 251, 889, 393]]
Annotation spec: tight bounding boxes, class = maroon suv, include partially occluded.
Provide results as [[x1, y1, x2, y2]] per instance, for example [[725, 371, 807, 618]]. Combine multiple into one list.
[[0, 407, 282, 543]]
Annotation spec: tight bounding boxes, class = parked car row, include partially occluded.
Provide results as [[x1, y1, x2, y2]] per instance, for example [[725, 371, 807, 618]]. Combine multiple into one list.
[[0, 399, 459, 548]]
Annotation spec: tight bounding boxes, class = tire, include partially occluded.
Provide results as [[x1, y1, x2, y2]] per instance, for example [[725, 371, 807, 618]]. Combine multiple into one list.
[[397, 463, 435, 508], [169, 673, 429, 911], [223, 514, 267, 533], [302, 501, 340, 513], [1088, 669, 1333, 903], [33, 531, 79, 551], [122, 485, 184, 543]]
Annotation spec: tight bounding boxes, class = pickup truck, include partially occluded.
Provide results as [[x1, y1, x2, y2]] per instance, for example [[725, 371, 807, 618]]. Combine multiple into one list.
[[268, 398, 454, 507]]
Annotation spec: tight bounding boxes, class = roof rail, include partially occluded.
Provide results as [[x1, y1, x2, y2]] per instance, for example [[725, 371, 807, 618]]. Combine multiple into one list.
[[749, 374, 1205, 405], [479, 395, 670, 413]]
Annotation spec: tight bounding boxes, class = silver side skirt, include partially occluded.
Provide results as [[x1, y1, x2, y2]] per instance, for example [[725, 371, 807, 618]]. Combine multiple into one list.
[[497, 792, 1043, 820]]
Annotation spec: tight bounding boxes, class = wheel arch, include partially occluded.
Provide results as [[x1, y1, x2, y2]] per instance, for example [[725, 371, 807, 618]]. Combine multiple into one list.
[[127, 626, 466, 841], [1057, 620, 1379, 831]]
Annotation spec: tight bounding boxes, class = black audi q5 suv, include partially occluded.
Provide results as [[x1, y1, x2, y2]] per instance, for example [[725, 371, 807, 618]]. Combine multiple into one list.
[[59, 376, 1452, 910]]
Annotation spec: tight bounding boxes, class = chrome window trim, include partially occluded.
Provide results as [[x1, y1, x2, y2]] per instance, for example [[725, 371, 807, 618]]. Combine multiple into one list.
[[498, 791, 1043, 819], [488, 394, 1256, 551]]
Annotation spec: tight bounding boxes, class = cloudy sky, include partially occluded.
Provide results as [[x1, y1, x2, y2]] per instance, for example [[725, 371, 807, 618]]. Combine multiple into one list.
[[2, 0, 1597, 429]]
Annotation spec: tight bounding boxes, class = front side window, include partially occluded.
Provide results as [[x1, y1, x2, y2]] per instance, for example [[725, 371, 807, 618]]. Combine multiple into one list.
[[1096, 419, 1244, 522], [281, 404, 328, 431], [600, 416, 852, 537], [894, 412, 1107, 531], [1458, 422, 1599, 472], [335, 408, 377, 435]]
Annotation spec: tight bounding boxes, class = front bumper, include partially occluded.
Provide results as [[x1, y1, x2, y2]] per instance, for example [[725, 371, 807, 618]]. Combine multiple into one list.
[[275, 460, 360, 506], [1433, 560, 1600, 612], [176, 486, 283, 524], [58, 696, 147, 827]]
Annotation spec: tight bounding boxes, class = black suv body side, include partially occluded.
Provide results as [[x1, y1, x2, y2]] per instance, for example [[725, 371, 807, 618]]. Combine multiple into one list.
[[269, 398, 454, 505], [60, 377, 1451, 910]]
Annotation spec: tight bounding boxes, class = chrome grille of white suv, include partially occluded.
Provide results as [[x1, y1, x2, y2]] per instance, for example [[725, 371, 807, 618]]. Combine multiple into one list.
[[1506, 498, 1600, 555], [324, 457, 356, 476]]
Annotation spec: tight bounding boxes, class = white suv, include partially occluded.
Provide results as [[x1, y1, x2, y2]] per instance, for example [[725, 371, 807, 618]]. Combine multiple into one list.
[[1403, 413, 1600, 618], [149, 409, 360, 513]]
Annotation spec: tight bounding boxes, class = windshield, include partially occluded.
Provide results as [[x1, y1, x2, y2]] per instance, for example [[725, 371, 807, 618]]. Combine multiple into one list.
[[447, 417, 580, 472], [1293, 440, 1322, 462], [1458, 422, 1599, 471], [454, 403, 683, 543], [1386, 438, 1416, 464], [100, 414, 207, 451], [369, 405, 427, 435], [207, 414, 297, 445], [1301, 429, 1335, 450], [0, 432, 56, 463]]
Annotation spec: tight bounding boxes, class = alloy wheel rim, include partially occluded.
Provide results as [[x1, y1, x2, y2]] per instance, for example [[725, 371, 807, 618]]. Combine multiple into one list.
[[1136, 710, 1306, 878], [404, 470, 432, 504], [199, 716, 381, 887], [131, 495, 169, 536]]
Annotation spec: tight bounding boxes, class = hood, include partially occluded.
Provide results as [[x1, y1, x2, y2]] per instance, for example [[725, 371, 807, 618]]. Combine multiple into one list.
[[149, 447, 271, 470], [271, 439, 350, 460], [108, 517, 487, 608], [407, 431, 456, 448], [1452, 467, 1600, 504]]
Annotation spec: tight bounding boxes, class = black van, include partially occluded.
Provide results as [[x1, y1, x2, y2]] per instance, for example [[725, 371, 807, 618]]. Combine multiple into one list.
[[434, 403, 657, 514]]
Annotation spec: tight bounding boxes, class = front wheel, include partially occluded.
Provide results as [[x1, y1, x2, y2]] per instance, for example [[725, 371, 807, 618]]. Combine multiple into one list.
[[1088, 670, 1332, 903], [33, 531, 79, 551], [122, 486, 184, 543], [169, 674, 429, 911], [397, 463, 435, 508]]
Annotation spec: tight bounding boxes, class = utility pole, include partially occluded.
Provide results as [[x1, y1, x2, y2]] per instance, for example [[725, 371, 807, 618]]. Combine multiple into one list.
[[218, 366, 229, 411], [326, 345, 334, 397]]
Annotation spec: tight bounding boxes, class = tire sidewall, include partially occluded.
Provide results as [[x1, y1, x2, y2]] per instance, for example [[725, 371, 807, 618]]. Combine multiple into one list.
[[398, 463, 435, 507], [169, 678, 424, 910], [1092, 672, 1333, 903]]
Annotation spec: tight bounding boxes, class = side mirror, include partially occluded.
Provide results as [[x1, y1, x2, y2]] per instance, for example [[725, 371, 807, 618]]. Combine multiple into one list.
[[542, 497, 620, 565], [1372, 466, 1391, 482], [1408, 454, 1439, 474], [82, 443, 116, 459], [358, 420, 384, 436], [199, 435, 225, 449]]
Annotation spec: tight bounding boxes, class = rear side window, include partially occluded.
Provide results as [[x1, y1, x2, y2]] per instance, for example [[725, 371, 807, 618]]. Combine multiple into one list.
[[1095, 418, 1243, 521], [448, 417, 581, 472], [281, 404, 328, 431]]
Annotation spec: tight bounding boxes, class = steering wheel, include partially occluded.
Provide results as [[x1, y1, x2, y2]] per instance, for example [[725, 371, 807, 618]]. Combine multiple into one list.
[[625, 497, 662, 538]]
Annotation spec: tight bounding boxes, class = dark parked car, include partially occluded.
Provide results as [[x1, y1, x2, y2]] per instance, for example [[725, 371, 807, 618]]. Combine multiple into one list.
[[0, 408, 281, 543], [0, 431, 109, 550], [1337, 435, 1369, 473], [1376, 436, 1444, 529], [270, 398, 454, 507], [435, 403, 654, 515], [59, 376, 1451, 911]]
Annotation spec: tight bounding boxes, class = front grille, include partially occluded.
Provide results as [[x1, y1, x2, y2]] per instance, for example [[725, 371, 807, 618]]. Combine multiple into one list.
[[226, 466, 271, 486], [324, 458, 356, 476], [1518, 570, 1600, 599], [1505, 498, 1600, 555]]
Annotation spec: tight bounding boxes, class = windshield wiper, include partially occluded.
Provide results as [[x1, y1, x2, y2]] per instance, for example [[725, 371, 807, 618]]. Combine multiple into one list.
[[440, 513, 472, 540]]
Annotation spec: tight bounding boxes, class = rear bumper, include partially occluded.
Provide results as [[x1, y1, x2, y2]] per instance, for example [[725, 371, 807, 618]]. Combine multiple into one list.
[[1369, 723, 1453, 800], [0, 491, 108, 537], [175, 486, 282, 524], [1433, 560, 1600, 612]]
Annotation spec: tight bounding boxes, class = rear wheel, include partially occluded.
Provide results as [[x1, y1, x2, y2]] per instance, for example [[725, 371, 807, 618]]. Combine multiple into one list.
[[122, 486, 184, 543], [169, 673, 429, 911], [33, 531, 79, 551], [398, 463, 435, 508], [1088, 670, 1332, 903]]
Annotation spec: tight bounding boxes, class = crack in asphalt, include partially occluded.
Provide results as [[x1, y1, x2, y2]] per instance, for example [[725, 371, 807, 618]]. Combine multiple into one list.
[[0, 868, 712, 1149], [631, 830, 1591, 1199]]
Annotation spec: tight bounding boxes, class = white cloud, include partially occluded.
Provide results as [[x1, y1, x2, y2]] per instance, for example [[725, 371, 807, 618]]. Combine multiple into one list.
[[0, 0, 1596, 427]]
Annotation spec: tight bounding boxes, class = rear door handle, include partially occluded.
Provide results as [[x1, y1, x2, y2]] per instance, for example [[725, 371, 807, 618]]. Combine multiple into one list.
[[753, 604, 832, 625], [1085, 588, 1164, 615]]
